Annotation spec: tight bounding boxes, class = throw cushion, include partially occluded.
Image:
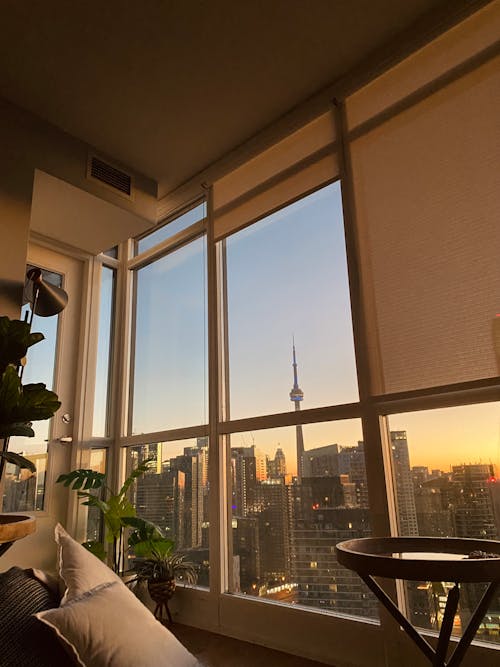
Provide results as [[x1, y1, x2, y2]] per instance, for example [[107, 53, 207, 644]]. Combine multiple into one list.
[[36, 581, 200, 667], [0, 566, 73, 667], [55, 523, 120, 603]]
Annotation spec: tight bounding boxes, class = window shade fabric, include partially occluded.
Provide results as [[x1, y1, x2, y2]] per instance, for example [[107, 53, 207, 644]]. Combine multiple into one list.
[[213, 111, 339, 240], [346, 1, 500, 131], [350, 56, 500, 396]]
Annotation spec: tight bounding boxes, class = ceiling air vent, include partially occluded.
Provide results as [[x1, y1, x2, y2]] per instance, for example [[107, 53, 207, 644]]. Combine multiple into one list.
[[88, 155, 133, 198]]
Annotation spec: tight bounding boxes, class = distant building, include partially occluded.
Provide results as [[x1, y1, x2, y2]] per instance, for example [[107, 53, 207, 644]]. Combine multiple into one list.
[[302, 443, 339, 478], [267, 447, 286, 479], [451, 463, 497, 540], [390, 431, 418, 536]]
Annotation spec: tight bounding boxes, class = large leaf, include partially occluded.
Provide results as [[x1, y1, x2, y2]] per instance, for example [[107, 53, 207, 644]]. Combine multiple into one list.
[[133, 537, 175, 560], [82, 541, 106, 561], [56, 469, 106, 490], [14, 383, 61, 421], [0, 366, 61, 437], [126, 517, 165, 546], [0, 366, 21, 415], [77, 492, 110, 515], [119, 457, 155, 497], [0, 422, 34, 438], [0, 317, 44, 373], [0, 450, 36, 472]]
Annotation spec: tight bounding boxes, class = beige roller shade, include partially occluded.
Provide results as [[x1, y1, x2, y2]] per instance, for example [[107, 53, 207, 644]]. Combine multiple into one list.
[[350, 56, 500, 395], [346, 1, 500, 131], [213, 111, 339, 240]]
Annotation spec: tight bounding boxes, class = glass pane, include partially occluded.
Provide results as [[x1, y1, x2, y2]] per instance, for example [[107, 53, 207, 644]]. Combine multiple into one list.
[[228, 420, 378, 620], [85, 449, 107, 543], [93, 266, 115, 437], [103, 246, 118, 259], [131, 237, 207, 434], [2, 268, 61, 512], [136, 202, 206, 255], [387, 404, 500, 644], [223, 182, 358, 420], [127, 438, 209, 587]]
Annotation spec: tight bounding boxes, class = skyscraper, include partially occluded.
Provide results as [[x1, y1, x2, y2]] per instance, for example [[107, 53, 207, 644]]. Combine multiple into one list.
[[390, 431, 418, 535]]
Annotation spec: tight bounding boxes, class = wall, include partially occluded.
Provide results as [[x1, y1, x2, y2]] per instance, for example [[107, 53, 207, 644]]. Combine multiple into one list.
[[0, 96, 157, 315]]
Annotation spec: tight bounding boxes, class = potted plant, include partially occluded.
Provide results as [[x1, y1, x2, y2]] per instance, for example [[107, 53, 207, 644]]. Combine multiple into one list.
[[128, 523, 198, 624], [0, 316, 61, 550], [56, 459, 160, 574]]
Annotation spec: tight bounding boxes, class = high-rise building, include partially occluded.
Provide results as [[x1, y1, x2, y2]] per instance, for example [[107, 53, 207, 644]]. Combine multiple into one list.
[[267, 447, 287, 479], [451, 463, 497, 540], [254, 479, 292, 589], [232, 516, 260, 593], [390, 431, 418, 536], [231, 446, 258, 517], [338, 442, 369, 508], [131, 441, 209, 551], [302, 443, 339, 478]]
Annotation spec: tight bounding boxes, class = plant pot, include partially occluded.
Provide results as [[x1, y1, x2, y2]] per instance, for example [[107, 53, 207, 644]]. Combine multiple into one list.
[[148, 578, 176, 624], [0, 514, 36, 556]]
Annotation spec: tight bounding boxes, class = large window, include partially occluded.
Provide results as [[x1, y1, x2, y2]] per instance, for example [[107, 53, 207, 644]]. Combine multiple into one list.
[[387, 405, 500, 645], [127, 438, 210, 587], [101, 10, 500, 664], [228, 420, 377, 620], [93, 265, 116, 437], [130, 236, 207, 435], [2, 267, 62, 512], [223, 182, 358, 420]]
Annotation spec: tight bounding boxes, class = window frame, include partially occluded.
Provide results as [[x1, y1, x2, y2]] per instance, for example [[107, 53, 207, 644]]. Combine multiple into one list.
[[94, 12, 500, 663]]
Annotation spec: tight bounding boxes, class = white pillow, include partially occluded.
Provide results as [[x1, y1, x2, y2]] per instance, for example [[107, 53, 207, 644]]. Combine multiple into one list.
[[55, 523, 121, 603], [36, 581, 199, 667]]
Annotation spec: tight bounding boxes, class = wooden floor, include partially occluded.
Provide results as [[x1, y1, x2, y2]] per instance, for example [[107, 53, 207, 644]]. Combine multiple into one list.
[[171, 624, 332, 667]]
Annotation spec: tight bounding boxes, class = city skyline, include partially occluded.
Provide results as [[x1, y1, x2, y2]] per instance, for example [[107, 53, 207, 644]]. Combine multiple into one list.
[[128, 421, 500, 643]]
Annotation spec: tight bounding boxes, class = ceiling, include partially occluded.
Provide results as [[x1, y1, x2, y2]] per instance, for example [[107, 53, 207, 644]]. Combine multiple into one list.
[[0, 1, 477, 198]]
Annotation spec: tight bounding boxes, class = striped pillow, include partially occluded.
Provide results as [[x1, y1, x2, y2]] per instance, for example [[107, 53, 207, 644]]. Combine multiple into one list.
[[0, 566, 72, 667]]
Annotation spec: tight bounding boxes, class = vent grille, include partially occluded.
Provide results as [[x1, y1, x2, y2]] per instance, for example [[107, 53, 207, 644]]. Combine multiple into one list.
[[89, 156, 132, 196]]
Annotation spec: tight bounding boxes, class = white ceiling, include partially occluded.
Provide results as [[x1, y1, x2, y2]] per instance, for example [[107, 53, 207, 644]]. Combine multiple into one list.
[[0, 1, 479, 198]]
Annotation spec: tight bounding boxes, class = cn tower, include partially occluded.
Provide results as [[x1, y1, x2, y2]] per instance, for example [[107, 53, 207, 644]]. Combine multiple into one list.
[[290, 341, 305, 481]]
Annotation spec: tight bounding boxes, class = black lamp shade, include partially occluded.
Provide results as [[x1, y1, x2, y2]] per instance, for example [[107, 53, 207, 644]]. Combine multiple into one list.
[[24, 268, 69, 317]]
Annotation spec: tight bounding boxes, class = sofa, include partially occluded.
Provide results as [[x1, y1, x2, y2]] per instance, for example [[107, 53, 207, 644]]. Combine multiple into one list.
[[0, 524, 200, 667]]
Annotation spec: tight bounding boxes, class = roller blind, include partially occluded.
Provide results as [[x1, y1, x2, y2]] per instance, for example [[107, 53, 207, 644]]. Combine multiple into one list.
[[213, 111, 339, 240], [349, 55, 500, 395], [346, 1, 500, 131]]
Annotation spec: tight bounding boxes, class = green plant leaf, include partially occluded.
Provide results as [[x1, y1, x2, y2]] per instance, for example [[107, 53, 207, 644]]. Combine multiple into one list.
[[0, 317, 44, 373], [0, 450, 36, 472], [0, 366, 61, 437], [15, 383, 61, 421], [82, 541, 106, 561], [0, 422, 34, 438], [78, 493, 110, 515], [119, 458, 155, 496], [126, 517, 165, 546], [56, 469, 106, 490], [0, 365, 22, 415]]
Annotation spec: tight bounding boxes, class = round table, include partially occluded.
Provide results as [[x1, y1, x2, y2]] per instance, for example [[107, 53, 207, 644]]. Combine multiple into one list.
[[336, 537, 500, 667], [0, 514, 36, 556]]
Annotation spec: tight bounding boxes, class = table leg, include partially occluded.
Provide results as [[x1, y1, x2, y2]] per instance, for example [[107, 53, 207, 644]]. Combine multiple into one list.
[[447, 581, 499, 667], [0, 541, 13, 557], [361, 575, 435, 663], [433, 583, 459, 667]]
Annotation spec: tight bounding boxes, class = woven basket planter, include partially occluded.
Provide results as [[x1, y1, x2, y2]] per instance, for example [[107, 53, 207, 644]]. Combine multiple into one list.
[[148, 578, 176, 624]]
